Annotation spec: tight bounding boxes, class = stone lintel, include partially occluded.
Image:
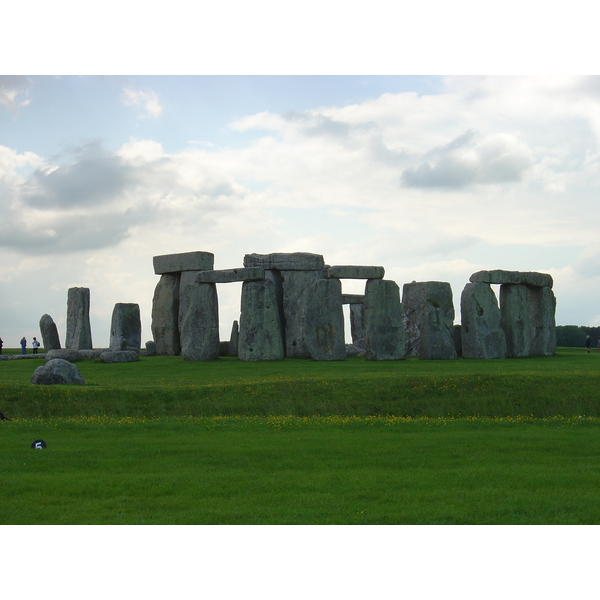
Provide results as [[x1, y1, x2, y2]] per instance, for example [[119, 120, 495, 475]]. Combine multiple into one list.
[[342, 294, 365, 305], [153, 251, 214, 274], [327, 265, 384, 279], [243, 252, 325, 270], [194, 267, 265, 284], [469, 269, 553, 288]]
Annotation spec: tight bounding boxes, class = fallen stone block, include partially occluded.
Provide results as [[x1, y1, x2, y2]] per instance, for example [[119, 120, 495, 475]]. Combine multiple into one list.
[[153, 251, 214, 274], [99, 350, 140, 363], [31, 358, 85, 385]]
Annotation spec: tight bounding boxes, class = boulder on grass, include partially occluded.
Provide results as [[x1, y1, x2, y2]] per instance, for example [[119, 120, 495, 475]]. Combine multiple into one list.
[[31, 358, 85, 385], [99, 350, 140, 363]]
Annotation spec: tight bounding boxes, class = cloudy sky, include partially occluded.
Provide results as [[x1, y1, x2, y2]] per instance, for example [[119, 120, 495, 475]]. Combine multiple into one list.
[[2, 74, 600, 347]]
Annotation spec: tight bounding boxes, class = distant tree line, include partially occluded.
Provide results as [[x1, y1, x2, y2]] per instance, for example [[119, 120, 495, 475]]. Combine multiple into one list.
[[556, 326, 600, 347]]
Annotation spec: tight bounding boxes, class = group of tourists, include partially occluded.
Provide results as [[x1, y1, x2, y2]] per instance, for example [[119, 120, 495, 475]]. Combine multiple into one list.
[[0, 336, 41, 355]]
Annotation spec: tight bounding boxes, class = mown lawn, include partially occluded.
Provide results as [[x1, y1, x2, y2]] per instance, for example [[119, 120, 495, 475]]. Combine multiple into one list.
[[2, 348, 600, 524]]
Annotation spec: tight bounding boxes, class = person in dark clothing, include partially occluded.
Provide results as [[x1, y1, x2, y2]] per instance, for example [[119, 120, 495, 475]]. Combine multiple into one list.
[[586, 335, 591, 353]]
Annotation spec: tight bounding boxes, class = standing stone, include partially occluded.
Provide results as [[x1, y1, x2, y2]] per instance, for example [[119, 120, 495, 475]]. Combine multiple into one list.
[[229, 320, 239, 357], [453, 324, 463, 358], [500, 284, 530, 358], [460, 282, 506, 359], [349, 303, 365, 347], [39, 314, 61, 351], [281, 270, 326, 357], [402, 281, 457, 360], [151, 273, 181, 355], [528, 286, 557, 356], [303, 278, 346, 361], [65, 287, 93, 350], [179, 282, 220, 361], [363, 279, 406, 360], [145, 341, 157, 356], [238, 280, 285, 361], [109, 303, 141, 352]]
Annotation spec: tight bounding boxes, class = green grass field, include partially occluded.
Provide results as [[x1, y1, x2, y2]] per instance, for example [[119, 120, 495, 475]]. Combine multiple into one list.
[[2, 347, 600, 524]]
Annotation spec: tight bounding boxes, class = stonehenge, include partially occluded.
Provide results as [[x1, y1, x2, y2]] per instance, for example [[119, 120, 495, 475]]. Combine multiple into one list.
[[148, 251, 557, 362]]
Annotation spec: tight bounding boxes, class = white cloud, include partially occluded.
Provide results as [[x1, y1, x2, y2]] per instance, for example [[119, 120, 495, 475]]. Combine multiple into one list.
[[0, 75, 31, 110], [6, 76, 600, 346], [122, 87, 162, 118]]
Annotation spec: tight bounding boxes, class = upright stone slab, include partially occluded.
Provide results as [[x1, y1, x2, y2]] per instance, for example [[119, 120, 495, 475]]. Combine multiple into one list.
[[151, 273, 181, 355], [460, 283, 507, 359], [304, 278, 346, 361], [402, 281, 457, 360], [65, 287, 93, 350], [229, 320, 239, 357], [500, 284, 530, 358], [109, 303, 141, 352], [238, 280, 285, 361], [281, 269, 327, 357], [179, 282, 220, 361], [363, 279, 406, 360], [528, 286, 557, 356], [349, 304, 365, 347], [39, 314, 61, 351]]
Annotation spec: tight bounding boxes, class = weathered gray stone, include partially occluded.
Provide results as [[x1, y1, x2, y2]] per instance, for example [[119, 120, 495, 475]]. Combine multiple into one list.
[[229, 320, 239, 357], [326, 266, 385, 279], [239, 279, 285, 361], [151, 273, 181, 356], [402, 281, 457, 360], [500, 284, 530, 358], [528, 286, 557, 356], [78, 349, 105, 360], [349, 303, 365, 346], [470, 270, 553, 288], [363, 279, 406, 360], [45, 349, 85, 362], [304, 278, 346, 361], [453, 324, 463, 358], [345, 344, 366, 357], [65, 287, 93, 350], [244, 252, 325, 271], [39, 314, 61, 351], [460, 283, 506, 359], [194, 267, 265, 284], [109, 303, 141, 352], [280, 269, 326, 358], [31, 358, 85, 385], [153, 251, 214, 274], [342, 294, 365, 305], [99, 350, 140, 363], [145, 340, 157, 356], [179, 282, 220, 361]]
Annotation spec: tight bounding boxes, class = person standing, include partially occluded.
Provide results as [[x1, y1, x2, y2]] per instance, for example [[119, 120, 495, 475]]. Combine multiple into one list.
[[20, 337, 27, 355], [32, 337, 40, 354], [586, 335, 591, 353], [0, 337, 3, 355]]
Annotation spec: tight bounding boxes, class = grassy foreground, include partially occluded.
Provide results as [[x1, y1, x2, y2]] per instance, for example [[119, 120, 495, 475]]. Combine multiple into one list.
[[2, 348, 600, 524]]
